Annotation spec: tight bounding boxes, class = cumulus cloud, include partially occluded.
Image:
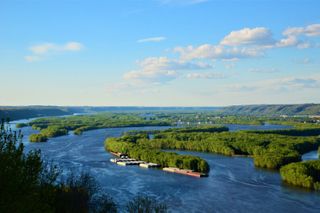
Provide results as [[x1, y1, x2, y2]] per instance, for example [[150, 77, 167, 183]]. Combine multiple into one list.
[[276, 36, 299, 47], [220, 27, 275, 46], [110, 23, 320, 92], [137, 36, 167, 43], [123, 56, 213, 82], [174, 44, 262, 61], [25, 41, 83, 62], [283, 24, 320, 37], [276, 23, 320, 48], [173, 23, 320, 63]]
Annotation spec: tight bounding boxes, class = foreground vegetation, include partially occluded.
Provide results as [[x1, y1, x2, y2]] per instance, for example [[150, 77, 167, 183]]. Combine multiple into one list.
[[0, 119, 168, 212]]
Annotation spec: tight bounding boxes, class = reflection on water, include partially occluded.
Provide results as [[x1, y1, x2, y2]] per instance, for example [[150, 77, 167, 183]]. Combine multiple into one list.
[[12, 120, 320, 212]]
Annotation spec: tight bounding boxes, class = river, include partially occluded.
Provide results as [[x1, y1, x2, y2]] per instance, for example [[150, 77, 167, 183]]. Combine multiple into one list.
[[9, 120, 320, 213]]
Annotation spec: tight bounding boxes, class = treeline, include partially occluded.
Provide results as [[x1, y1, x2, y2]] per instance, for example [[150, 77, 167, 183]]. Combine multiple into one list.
[[0, 120, 168, 212], [163, 126, 229, 133], [28, 113, 170, 134], [29, 126, 68, 142], [153, 112, 266, 125], [105, 135, 210, 173], [218, 103, 320, 116], [23, 113, 171, 142], [141, 130, 320, 170], [123, 125, 228, 137], [249, 128, 320, 137], [280, 160, 320, 190]]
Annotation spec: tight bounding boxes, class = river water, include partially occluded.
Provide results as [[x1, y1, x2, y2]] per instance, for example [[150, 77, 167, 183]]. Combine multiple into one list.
[[9, 120, 320, 213]]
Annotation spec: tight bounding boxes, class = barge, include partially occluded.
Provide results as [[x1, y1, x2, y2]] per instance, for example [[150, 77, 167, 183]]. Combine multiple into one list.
[[110, 157, 208, 177], [139, 163, 160, 168], [163, 167, 208, 178]]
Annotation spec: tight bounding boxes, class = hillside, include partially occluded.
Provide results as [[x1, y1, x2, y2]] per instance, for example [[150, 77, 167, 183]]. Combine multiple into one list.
[[0, 106, 221, 121], [219, 104, 320, 116], [0, 106, 79, 121]]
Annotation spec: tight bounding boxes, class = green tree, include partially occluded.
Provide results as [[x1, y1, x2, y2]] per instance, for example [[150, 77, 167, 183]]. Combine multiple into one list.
[[126, 195, 167, 213]]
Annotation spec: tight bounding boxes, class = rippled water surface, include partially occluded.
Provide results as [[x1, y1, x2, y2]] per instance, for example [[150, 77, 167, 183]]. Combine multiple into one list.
[[10, 120, 320, 213]]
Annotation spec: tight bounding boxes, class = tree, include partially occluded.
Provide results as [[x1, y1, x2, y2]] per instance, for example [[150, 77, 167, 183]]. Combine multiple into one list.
[[0, 119, 118, 212], [126, 195, 167, 213]]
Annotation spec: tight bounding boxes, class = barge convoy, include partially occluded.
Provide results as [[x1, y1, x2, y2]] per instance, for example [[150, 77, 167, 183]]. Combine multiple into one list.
[[109, 152, 208, 178]]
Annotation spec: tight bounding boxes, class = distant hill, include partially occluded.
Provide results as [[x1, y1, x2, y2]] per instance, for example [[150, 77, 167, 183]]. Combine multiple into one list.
[[218, 104, 320, 116], [0, 106, 221, 121], [0, 106, 79, 121]]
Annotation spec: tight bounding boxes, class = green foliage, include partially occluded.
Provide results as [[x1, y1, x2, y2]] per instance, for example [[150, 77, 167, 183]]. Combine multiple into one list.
[[29, 133, 48, 142], [0, 119, 119, 212], [29, 113, 171, 137], [28, 126, 68, 142], [16, 123, 28, 128], [105, 136, 210, 173], [163, 126, 229, 133], [40, 126, 68, 138], [141, 129, 320, 169], [126, 195, 167, 213], [280, 160, 320, 190], [253, 150, 301, 169], [249, 128, 320, 136], [0, 119, 58, 212]]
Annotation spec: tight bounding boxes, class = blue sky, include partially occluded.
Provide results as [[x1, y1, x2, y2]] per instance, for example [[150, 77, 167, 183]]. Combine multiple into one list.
[[1, 0, 320, 106]]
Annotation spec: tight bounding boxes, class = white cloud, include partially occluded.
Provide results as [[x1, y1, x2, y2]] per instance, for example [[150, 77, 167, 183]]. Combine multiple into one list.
[[124, 69, 178, 82], [276, 23, 320, 48], [109, 23, 320, 94], [283, 24, 320, 37], [276, 36, 299, 47], [64, 42, 83, 51], [29, 43, 56, 54], [174, 44, 262, 61], [137, 37, 167, 43], [186, 72, 225, 79], [174, 23, 320, 63], [25, 41, 83, 62], [220, 27, 275, 46], [123, 56, 213, 82]]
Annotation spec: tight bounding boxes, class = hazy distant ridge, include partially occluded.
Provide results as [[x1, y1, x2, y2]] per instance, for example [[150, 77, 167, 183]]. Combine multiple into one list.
[[0, 106, 220, 121], [219, 104, 320, 116]]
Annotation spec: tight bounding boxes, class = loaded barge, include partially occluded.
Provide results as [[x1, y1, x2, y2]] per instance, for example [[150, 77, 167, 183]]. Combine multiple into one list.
[[109, 152, 208, 178], [163, 167, 208, 178]]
